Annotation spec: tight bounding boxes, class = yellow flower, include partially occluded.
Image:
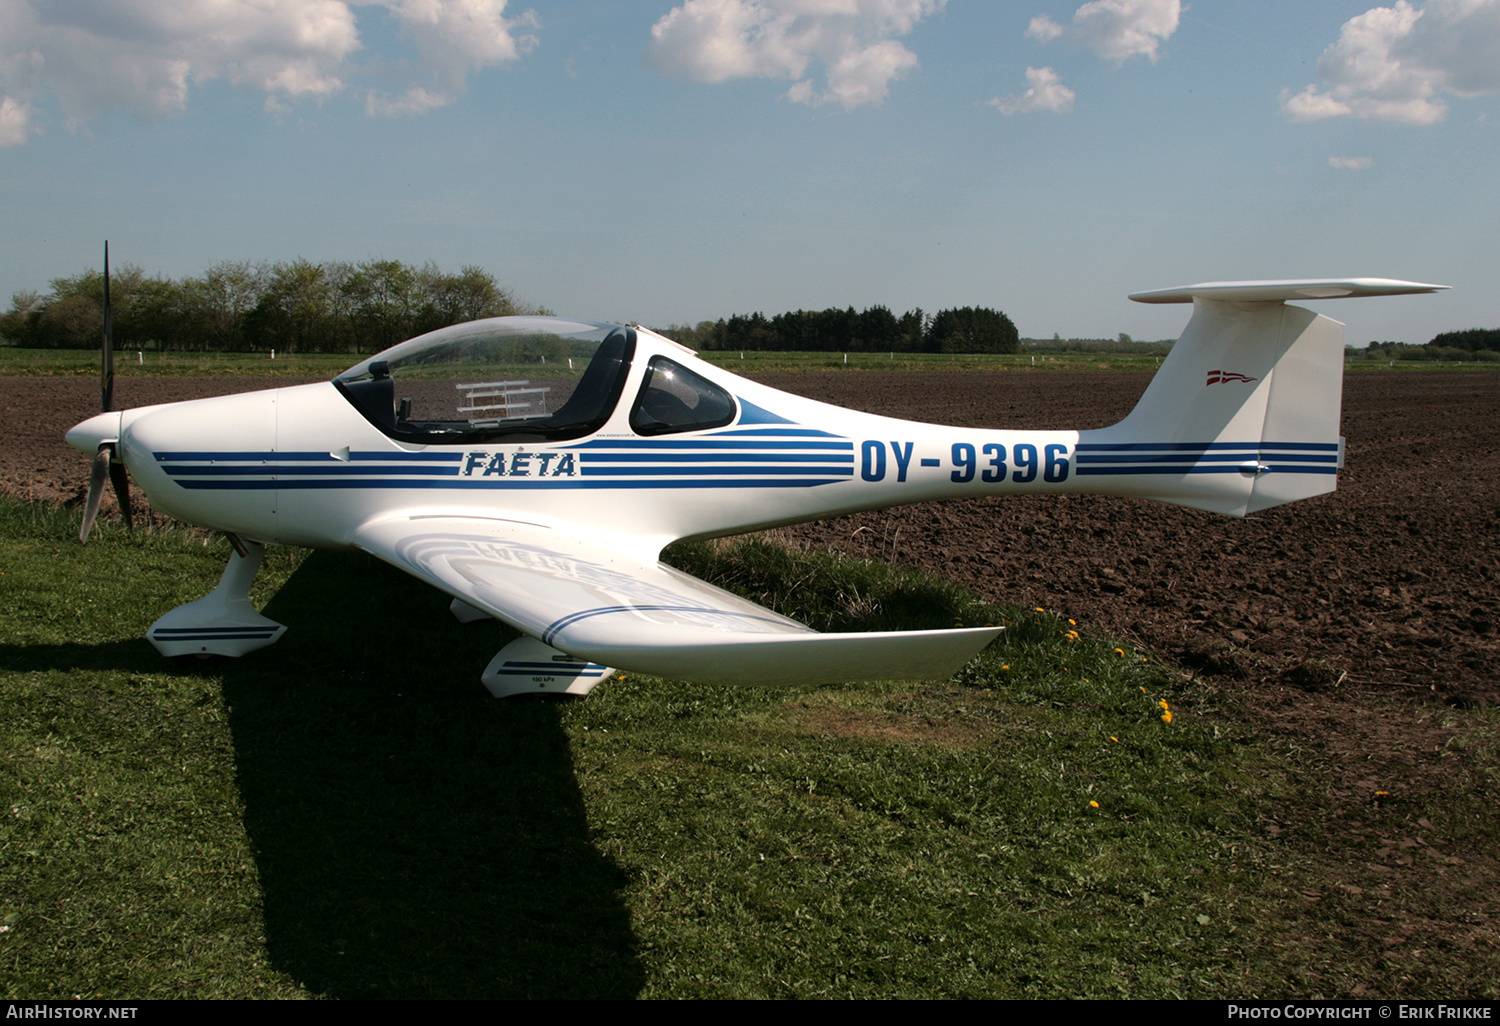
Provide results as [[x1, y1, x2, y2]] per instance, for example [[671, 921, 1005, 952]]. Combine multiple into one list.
[[1114, 648, 1125, 657], [1089, 800, 1099, 808], [1159, 699, 1170, 710], [1161, 710, 1173, 724], [1035, 607, 1045, 613], [1109, 736, 1118, 743], [1068, 619, 1076, 625]]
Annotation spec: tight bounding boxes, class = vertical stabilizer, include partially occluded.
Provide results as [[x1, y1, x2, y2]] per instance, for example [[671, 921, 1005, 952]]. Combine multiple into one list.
[[1078, 278, 1446, 517]]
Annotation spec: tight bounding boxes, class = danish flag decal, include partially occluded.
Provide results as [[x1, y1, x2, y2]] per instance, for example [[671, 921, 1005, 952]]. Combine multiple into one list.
[[1206, 370, 1257, 386]]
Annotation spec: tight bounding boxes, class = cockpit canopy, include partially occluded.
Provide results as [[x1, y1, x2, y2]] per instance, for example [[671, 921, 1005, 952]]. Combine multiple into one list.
[[334, 317, 635, 444]]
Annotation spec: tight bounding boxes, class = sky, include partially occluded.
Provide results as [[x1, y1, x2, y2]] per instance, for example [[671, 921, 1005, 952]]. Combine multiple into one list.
[[1, 0, 1497, 346]]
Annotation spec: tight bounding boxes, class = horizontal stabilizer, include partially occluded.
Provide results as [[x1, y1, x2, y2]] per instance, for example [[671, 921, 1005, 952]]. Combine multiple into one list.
[[1129, 278, 1449, 305]]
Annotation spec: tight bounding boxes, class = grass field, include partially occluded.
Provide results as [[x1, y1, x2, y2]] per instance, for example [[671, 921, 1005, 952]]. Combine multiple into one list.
[[3, 499, 1494, 999], [696, 350, 1172, 373], [0, 349, 356, 378], [0, 347, 1168, 377]]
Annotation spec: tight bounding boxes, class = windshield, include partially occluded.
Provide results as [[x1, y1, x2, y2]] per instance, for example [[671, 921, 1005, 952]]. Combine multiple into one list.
[[334, 317, 635, 443]]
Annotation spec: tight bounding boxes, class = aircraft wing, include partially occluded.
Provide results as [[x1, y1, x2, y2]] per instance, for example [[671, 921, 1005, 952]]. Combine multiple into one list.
[[353, 515, 1000, 686]]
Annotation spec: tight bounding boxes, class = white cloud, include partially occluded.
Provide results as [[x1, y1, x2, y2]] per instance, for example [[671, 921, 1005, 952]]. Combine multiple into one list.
[[1329, 155, 1374, 169], [0, 0, 541, 145], [988, 66, 1075, 114], [1282, 0, 1500, 125], [2, 0, 359, 123], [646, 0, 944, 109], [1026, 0, 1180, 63], [0, 94, 31, 146], [1024, 16, 1067, 46], [366, 0, 539, 117]]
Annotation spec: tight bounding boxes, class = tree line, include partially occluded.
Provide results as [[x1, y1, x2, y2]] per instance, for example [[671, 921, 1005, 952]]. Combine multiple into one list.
[[1428, 328, 1500, 353], [4, 257, 1036, 356], [656, 305, 1020, 354], [1357, 331, 1500, 363], [0, 258, 542, 354]]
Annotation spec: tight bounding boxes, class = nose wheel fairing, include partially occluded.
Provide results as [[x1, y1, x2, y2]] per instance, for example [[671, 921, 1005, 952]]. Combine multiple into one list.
[[147, 541, 287, 658]]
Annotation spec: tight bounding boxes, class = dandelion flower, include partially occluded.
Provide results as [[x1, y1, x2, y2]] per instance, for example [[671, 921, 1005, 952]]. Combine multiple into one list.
[[1001, 664, 1011, 670], [1159, 700, 1170, 710], [1035, 607, 1045, 613], [1068, 619, 1076, 626], [1161, 710, 1173, 724]]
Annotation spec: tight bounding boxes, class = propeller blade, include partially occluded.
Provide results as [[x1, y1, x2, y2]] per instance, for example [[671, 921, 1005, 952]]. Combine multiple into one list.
[[80, 445, 111, 543], [109, 457, 133, 530], [102, 241, 114, 414]]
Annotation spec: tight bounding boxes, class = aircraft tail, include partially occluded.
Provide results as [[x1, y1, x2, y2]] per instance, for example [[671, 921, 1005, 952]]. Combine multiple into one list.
[[1080, 279, 1447, 517]]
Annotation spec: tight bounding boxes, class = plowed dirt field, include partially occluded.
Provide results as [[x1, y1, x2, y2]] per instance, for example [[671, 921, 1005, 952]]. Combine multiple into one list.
[[6, 370, 1496, 704]]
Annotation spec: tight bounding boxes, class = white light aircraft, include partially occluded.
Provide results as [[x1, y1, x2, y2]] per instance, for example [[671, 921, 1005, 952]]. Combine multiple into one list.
[[67, 261, 1446, 697]]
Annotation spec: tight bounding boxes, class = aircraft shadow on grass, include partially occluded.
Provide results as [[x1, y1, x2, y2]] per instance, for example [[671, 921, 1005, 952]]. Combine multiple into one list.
[[3, 548, 646, 999], [231, 549, 646, 999]]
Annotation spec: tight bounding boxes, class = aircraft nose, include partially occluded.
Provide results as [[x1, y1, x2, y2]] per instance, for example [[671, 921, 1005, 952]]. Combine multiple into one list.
[[66, 411, 121, 454]]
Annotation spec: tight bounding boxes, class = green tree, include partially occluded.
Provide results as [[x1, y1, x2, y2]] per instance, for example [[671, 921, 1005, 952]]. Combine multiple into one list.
[[415, 264, 515, 334], [925, 306, 1019, 354], [180, 261, 266, 350], [247, 259, 333, 353], [340, 259, 418, 354], [1, 290, 44, 346]]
